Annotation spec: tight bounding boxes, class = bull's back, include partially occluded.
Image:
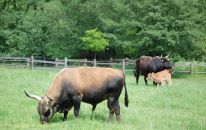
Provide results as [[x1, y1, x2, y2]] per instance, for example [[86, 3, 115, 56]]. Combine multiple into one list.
[[62, 67, 124, 103]]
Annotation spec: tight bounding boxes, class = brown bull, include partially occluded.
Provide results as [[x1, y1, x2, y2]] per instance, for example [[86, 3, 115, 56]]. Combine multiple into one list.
[[25, 67, 128, 124]]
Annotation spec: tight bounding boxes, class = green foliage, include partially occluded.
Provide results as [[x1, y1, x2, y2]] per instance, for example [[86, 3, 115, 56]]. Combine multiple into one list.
[[81, 29, 109, 58], [0, 0, 205, 60]]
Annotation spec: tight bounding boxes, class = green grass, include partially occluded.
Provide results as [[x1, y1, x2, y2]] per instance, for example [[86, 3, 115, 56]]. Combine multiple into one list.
[[0, 65, 206, 130]]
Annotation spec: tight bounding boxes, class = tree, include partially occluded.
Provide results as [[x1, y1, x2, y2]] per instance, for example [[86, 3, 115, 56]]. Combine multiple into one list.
[[81, 28, 109, 59], [0, 0, 205, 60]]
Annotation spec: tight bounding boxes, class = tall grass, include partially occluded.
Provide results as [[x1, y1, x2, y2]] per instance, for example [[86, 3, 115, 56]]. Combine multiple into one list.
[[0, 65, 205, 130]]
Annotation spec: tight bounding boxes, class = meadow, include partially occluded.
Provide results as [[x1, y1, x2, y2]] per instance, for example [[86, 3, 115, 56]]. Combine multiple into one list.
[[0, 65, 206, 130]]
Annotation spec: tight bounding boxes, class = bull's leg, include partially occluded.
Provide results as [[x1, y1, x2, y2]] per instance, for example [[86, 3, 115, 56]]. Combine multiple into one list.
[[62, 106, 72, 121], [90, 104, 97, 119], [114, 101, 121, 122], [107, 97, 120, 122], [92, 104, 97, 112], [72, 96, 81, 117], [63, 111, 68, 121], [136, 73, 139, 84], [144, 74, 148, 85], [107, 97, 115, 122]]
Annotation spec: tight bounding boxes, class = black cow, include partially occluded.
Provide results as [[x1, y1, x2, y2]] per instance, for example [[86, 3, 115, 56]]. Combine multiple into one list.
[[134, 55, 172, 85], [25, 67, 128, 124]]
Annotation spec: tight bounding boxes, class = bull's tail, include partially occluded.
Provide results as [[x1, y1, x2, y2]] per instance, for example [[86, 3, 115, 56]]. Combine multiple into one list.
[[135, 58, 140, 84], [134, 59, 138, 77], [123, 73, 129, 107], [134, 67, 137, 77]]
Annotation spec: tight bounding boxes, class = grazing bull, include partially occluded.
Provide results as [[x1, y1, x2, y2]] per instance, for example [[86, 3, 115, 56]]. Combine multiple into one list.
[[25, 67, 128, 124], [146, 69, 172, 86], [134, 54, 172, 85]]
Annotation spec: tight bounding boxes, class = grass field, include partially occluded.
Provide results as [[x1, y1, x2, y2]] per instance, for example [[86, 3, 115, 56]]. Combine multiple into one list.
[[0, 65, 206, 130]]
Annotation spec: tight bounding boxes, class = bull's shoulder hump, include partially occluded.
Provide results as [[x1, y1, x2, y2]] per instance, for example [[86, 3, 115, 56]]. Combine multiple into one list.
[[76, 67, 123, 76], [75, 67, 119, 71], [58, 67, 123, 76], [58, 68, 78, 73], [59, 68, 69, 73]]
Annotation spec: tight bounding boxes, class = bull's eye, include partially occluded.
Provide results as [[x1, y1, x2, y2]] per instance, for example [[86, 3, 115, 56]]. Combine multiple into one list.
[[44, 109, 51, 117]]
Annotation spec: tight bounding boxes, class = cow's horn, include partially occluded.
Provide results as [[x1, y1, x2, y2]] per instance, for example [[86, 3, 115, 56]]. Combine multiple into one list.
[[24, 90, 42, 101], [160, 54, 163, 58]]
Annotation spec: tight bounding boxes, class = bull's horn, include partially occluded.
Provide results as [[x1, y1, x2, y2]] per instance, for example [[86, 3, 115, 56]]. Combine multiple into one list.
[[24, 90, 42, 101], [160, 54, 162, 58], [165, 52, 170, 58]]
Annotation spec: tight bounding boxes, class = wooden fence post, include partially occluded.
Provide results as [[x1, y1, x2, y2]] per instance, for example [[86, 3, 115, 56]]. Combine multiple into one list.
[[110, 57, 113, 68], [189, 63, 192, 75], [93, 59, 96, 67], [55, 58, 58, 67], [122, 59, 125, 73], [26, 58, 30, 67], [84, 58, 87, 67], [43, 56, 46, 67], [31, 56, 34, 70], [64, 57, 67, 68], [2, 58, 5, 64]]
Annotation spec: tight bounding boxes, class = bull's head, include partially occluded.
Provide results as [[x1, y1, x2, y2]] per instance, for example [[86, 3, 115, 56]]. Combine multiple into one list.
[[161, 52, 171, 62], [24, 91, 57, 124]]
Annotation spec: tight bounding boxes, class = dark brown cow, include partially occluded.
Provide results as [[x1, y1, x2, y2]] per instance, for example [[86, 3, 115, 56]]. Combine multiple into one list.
[[25, 67, 128, 124], [134, 55, 172, 85]]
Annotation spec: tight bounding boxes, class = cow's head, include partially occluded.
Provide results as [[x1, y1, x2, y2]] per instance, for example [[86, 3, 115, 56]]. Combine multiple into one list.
[[24, 91, 58, 124], [146, 73, 155, 80]]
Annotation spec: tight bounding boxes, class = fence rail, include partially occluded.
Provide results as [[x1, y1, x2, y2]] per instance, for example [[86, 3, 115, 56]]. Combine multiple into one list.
[[0, 56, 206, 74]]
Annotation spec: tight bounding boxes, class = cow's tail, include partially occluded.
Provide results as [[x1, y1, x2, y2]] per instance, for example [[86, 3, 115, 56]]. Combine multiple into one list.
[[123, 73, 129, 107]]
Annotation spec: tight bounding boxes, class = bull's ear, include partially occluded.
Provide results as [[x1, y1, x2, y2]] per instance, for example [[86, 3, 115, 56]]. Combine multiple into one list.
[[46, 95, 54, 101], [24, 90, 43, 101]]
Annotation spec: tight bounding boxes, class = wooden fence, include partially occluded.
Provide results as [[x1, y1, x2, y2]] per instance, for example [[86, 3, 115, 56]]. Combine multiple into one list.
[[0, 56, 127, 72], [0, 56, 206, 74]]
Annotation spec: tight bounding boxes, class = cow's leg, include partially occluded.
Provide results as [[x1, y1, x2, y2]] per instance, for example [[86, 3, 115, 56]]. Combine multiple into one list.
[[153, 81, 157, 86], [168, 79, 172, 86], [72, 95, 81, 117], [63, 111, 68, 121]]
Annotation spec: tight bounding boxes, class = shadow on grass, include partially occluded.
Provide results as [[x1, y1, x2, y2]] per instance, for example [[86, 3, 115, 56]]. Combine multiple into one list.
[[49, 111, 107, 124]]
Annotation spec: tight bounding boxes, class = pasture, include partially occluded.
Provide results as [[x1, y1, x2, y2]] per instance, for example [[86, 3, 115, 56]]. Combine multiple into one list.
[[0, 65, 206, 130]]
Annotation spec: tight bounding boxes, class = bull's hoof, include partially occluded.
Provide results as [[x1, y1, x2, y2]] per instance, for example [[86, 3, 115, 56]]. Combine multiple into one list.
[[41, 121, 47, 124]]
